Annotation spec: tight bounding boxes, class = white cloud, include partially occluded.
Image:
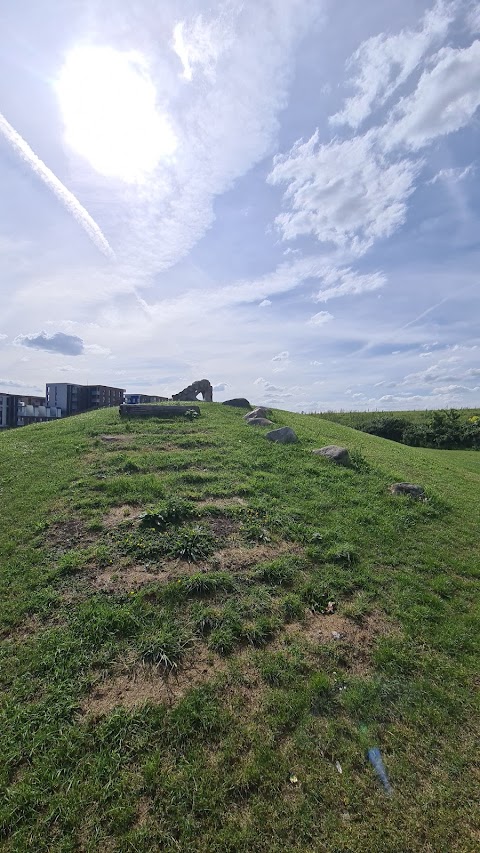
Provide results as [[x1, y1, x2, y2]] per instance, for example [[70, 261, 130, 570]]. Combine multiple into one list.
[[427, 164, 474, 184], [213, 382, 228, 391], [384, 40, 480, 151], [330, 0, 454, 129], [118, 2, 323, 276], [308, 311, 334, 326], [0, 378, 42, 391], [271, 350, 289, 362], [432, 383, 479, 393], [313, 267, 386, 301], [172, 15, 233, 82], [0, 334, 7, 341], [310, 360, 323, 366], [419, 351, 433, 358], [84, 344, 112, 356], [466, 2, 480, 33], [13, 330, 85, 356], [378, 394, 424, 403], [259, 299, 272, 307], [402, 359, 480, 386], [268, 130, 420, 255]]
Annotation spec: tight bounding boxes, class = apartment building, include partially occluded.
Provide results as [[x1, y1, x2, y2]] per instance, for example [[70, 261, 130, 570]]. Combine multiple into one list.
[[46, 383, 125, 416], [46, 383, 88, 416], [88, 385, 125, 409], [0, 393, 61, 428], [0, 393, 18, 429], [124, 393, 168, 404]]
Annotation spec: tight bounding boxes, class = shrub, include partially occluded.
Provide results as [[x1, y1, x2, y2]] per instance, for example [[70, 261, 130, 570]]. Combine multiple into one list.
[[359, 417, 410, 443], [184, 409, 200, 421]]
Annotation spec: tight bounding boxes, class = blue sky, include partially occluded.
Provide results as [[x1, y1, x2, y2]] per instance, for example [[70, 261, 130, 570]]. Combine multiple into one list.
[[1, 0, 479, 411]]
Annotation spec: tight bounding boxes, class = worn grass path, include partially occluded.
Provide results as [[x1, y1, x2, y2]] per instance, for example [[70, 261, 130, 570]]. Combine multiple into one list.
[[0, 404, 478, 852]]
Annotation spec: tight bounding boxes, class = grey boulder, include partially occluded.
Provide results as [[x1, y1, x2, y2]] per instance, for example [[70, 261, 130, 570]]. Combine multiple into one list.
[[247, 417, 274, 427], [222, 398, 251, 408], [312, 445, 350, 466], [266, 426, 298, 444], [244, 407, 271, 421], [389, 483, 425, 499]]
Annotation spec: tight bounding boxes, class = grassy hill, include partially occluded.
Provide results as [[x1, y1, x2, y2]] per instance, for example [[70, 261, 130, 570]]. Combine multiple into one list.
[[1, 404, 479, 852]]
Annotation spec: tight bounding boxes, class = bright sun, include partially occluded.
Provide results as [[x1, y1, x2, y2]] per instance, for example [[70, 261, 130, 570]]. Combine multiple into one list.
[[56, 45, 177, 183]]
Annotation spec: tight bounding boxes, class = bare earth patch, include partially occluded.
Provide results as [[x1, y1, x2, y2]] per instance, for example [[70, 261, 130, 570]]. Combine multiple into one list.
[[211, 541, 304, 572], [47, 517, 94, 552], [195, 497, 247, 508], [90, 564, 170, 593], [82, 645, 225, 716], [283, 609, 398, 674], [206, 515, 241, 539], [102, 505, 138, 529], [98, 434, 131, 444]]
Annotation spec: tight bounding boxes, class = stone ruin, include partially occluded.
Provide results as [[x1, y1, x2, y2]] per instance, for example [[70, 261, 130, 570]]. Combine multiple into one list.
[[172, 379, 213, 403]]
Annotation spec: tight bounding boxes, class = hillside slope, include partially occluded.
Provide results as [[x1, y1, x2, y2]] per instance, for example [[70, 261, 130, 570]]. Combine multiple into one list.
[[0, 404, 479, 852]]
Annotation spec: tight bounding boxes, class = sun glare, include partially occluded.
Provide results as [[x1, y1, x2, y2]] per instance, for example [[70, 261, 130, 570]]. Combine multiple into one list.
[[56, 45, 177, 183]]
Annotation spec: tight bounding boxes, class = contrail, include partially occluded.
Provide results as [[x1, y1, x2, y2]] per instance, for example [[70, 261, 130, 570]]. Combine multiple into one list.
[[0, 112, 115, 260]]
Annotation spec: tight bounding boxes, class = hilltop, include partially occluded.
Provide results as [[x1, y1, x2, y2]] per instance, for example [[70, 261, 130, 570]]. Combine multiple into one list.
[[0, 404, 479, 852]]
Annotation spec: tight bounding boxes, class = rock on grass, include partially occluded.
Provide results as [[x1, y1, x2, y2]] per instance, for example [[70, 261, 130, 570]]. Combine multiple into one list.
[[312, 445, 350, 466], [266, 427, 298, 444]]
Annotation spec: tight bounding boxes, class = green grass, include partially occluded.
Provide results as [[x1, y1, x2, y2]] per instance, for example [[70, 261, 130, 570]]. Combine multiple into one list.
[[315, 406, 480, 428], [0, 404, 479, 851]]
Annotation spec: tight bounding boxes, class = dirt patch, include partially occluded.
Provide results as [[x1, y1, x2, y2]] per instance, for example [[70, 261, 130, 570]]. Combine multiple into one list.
[[211, 541, 304, 572], [47, 517, 93, 552], [102, 505, 138, 529], [3, 608, 69, 642], [205, 515, 241, 539], [196, 497, 247, 508], [282, 609, 397, 674], [90, 564, 170, 593], [82, 645, 225, 716]]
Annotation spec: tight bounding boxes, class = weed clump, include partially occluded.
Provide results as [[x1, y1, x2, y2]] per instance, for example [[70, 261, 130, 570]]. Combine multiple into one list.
[[141, 623, 192, 672], [167, 526, 217, 562], [139, 497, 195, 530]]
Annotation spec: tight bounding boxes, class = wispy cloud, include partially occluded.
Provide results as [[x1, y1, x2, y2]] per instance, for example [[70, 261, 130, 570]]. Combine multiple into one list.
[[384, 40, 480, 151], [0, 112, 115, 259], [308, 311, 334, 326], [172, 14, 233, 82], [313, 267, 386, 301], [268, 129, 420, 255], [330, 0, 454, 129], [427, 164, 474, 184]]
